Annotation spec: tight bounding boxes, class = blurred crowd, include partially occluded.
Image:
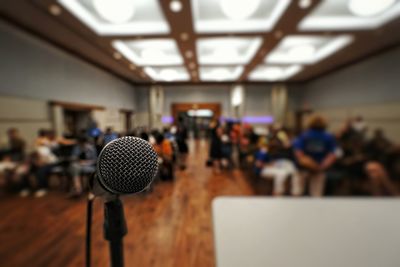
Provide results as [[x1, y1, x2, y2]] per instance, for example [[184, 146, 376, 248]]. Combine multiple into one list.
[[1, 114, 399, 199], [0, 121, 189, 198], [208, 115, 400, 197]]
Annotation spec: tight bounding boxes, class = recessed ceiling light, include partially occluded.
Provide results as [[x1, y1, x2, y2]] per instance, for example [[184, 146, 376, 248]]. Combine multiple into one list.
[[248, 65, 303, 81], [192, 0, 291, 33], [160, 69, 179, 81], [287, 44, 316, 60], [188, 62, 196, 69], [49, 4, 62, 16], [275, 31, 283, 39], [266, 35, 353, 65], [197, 37, 262, 65], [199, 66, 244, 81], [112, 39, 183, 66], [140, 48, 165, 62], [348, 0, 396, 17], [299, 0, 400, 30], [57, 0, 170, 35], [144, 66, 190, 81], [299, 0, 312, 9], [129, 64, 136, 70], [185, 50, 194, 59], [92, 0, 135, 24], [170, 0, 183, 12], [219, 0, 261, 20], [113, 52, 122, 60], [180, 32, 189, 41]]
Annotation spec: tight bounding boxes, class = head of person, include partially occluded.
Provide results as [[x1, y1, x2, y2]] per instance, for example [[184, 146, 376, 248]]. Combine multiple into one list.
[[105, 127, 113, 134], [7, 128, 19, 140], [38, 129, 48, 138], [307, 115, 328, 132], [373, 129, 384, 139], [140, 131, 149, 141], [155, 132, 165, 145]]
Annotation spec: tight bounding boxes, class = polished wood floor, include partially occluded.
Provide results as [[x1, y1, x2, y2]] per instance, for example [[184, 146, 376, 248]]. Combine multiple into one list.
[[0, 140, 255, 267]]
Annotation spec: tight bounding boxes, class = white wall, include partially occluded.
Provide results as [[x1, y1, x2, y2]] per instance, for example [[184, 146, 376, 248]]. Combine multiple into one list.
[[0, 21, 137, 109], [0, 21, 138, 146], [300, 46, 400, 141]]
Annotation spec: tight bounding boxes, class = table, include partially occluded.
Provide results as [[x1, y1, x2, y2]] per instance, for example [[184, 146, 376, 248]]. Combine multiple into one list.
[[212, 198, 400, 267]]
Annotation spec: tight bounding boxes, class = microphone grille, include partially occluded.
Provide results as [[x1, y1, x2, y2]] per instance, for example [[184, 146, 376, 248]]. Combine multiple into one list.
[[97, 136, 158, 194]]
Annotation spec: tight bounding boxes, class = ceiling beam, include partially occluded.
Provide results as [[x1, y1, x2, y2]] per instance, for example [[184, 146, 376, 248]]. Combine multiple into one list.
[[159, 0, 199, 82]]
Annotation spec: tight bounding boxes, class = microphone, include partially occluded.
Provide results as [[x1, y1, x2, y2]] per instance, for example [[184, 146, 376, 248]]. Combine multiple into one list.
[[87, 136, 159, 267], [91, 136, 159, 197]]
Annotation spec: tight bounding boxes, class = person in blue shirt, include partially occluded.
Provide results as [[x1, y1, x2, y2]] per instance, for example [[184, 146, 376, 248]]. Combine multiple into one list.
[[293, 115, 337, 197], [102, 127, 118, 146], [67, 137, 97, 197]]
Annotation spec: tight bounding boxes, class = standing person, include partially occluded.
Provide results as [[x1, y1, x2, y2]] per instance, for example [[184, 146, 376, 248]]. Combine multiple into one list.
[[153, 132, 174, 181], [209, 119, 223, 174], [293, 115, 337, 197], [176, 117, 189, 170]]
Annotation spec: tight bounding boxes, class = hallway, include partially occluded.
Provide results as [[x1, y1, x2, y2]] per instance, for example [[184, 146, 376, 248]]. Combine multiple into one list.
[[0, 139, 255, 267]]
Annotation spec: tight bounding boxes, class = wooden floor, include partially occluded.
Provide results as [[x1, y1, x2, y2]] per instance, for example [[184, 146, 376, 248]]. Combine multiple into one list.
[[0, 140, 255, 267]]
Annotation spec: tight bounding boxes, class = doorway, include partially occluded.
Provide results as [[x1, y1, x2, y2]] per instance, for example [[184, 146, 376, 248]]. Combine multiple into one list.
[[172, 103, 221, 139]]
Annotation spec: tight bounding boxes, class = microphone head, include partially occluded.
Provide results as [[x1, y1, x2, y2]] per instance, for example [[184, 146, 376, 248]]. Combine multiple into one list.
[[96, 136, 158, 195]]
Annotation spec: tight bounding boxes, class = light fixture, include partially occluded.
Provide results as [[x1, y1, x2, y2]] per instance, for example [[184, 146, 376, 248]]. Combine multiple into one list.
[[92, 0, 135, 24], [180, 32, 189, 41], [220, 0, 261, 20], [199, 66, 244, 81], [197, 37, 262, 65], [49, 4, 62, 16], [112, 39, 183, 66], [113, 52, 122, 60], [192, 0, 291, 33], [287, 44, 316, 60], [266, 35, 353, 65], [140, 48, 165, 62], [185, 50, 194, 59], [57, 0, 170, 35], [129, 64, 136, 70], [170, 0, 183, 12], [160, 69, 179, 81], [299, 0, 312, 9], [189, 62, 196, 69], [144, 67, 190, 81], [298, 0, 400, 30], [348, 0, 396, 17], [248, 65, 303, 81]]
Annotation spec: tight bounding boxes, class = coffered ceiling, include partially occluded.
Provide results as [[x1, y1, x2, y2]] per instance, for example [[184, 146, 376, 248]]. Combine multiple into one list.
[[1, 0, 400, 85]]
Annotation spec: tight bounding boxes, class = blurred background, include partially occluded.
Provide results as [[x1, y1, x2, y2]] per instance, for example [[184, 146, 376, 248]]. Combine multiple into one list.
[[0, 0, 399, 266]]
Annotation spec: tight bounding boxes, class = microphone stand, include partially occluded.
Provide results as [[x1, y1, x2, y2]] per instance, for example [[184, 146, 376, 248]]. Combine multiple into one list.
[[104, 196, 127, 267]]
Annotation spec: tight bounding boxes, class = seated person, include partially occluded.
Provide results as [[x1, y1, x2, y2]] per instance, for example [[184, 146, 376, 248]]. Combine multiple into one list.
[[67, 137, 97, 197], [19, 144, 58, 198], [364, 129, 398, 196], [255, 137, 300, 196], [153, 132, 174, 180], [293, 115, 337, 197]]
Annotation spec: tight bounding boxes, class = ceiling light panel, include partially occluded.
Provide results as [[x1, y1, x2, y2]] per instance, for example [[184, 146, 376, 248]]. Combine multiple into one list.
[[144, 66, 190, 82], [248, 64, 303, 81], [266, 35, 353, 65], [191, 0, 291, 33], [197, 37, 262, 65], [112, 39, 184, 66], [199, 66, 244, 81], [299, 0, 400, 31], [57, 0, 170, 35]]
